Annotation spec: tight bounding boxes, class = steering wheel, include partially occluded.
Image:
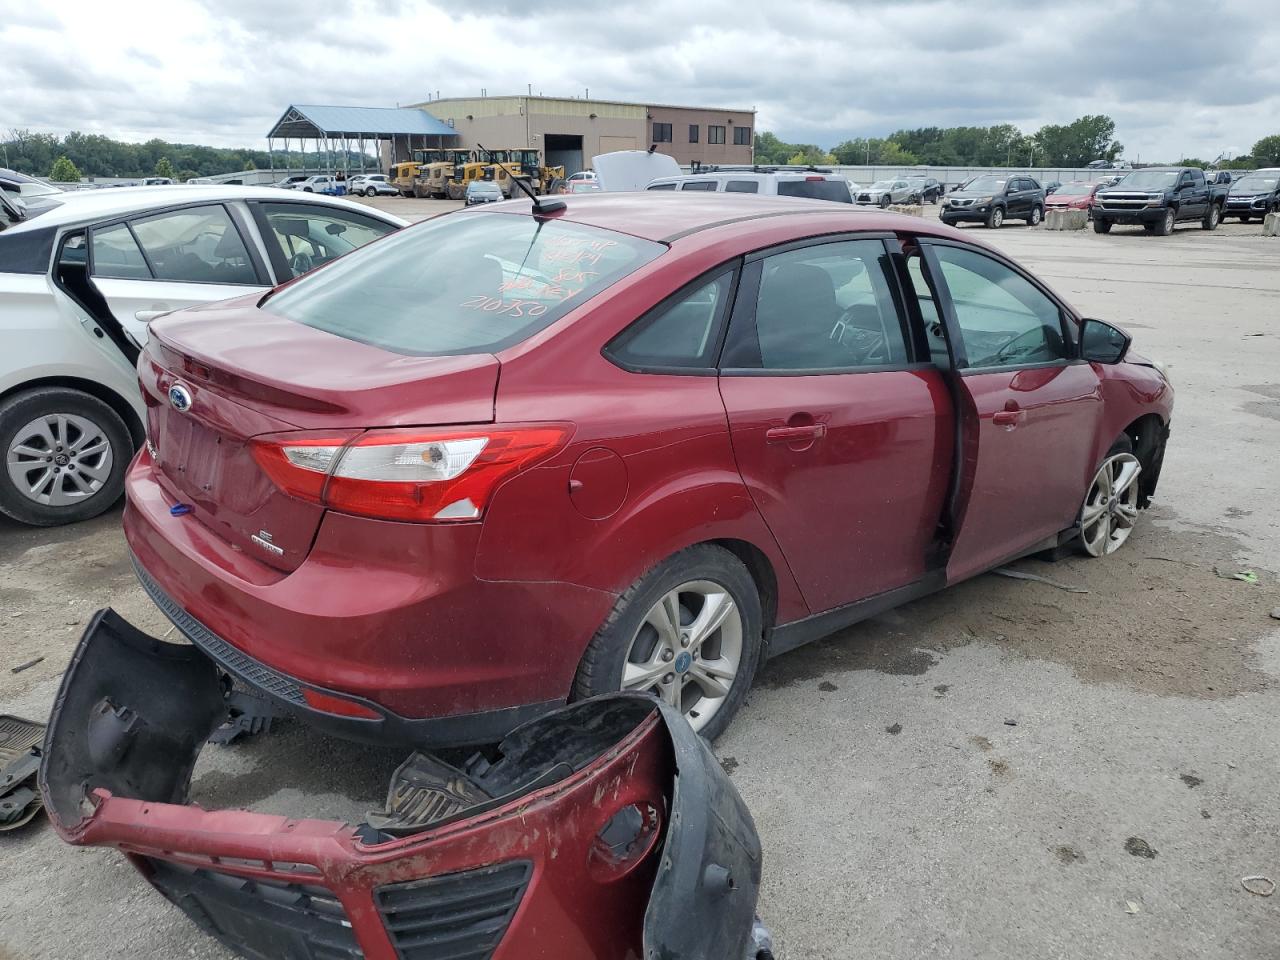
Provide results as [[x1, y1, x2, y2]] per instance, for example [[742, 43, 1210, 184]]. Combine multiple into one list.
[[289, 251, 315, 276], [834, 306, 890, 365], [992, 327, 1047, 364]]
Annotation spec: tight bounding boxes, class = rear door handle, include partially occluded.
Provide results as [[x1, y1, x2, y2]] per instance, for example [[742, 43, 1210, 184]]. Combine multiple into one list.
[[766, 424, 827, 444]]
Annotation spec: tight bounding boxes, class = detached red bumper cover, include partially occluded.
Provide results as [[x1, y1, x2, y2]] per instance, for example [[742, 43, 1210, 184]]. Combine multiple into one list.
[[41, 609, 767, 960]]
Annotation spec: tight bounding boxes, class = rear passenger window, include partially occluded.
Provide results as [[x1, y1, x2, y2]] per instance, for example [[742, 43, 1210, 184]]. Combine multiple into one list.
[[90, 223, 151, 280], [647, 183, 677, 191], [725, 181, 759, 193], [605, 271, 734, 370], [739, 239, 909, 370], [680, 181, 718, 192], [130, 205, 257, 285]]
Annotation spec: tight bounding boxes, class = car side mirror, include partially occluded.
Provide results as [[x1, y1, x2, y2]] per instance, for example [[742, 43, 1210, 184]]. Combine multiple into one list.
[[1080, 318, 1130, 364]]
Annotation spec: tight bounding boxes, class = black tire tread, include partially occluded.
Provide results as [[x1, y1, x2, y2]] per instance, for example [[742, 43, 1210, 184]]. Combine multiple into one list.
[[572, 543, 763, 740], [0, 387, 132, 527]]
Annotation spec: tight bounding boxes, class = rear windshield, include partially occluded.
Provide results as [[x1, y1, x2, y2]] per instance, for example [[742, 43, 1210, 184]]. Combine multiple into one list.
[[776, 180, 851, 203], [264, 212, 664, 356]]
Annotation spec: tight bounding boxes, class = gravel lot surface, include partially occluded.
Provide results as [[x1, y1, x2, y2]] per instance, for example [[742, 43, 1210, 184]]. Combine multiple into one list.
[[2, 201, 1277, 960]]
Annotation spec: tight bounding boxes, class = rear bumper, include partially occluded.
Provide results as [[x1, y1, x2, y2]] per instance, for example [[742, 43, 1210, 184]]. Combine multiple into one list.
[[123, 450, 617, 742], [132, 557, 558, 746], [39, 614, 764, 960]]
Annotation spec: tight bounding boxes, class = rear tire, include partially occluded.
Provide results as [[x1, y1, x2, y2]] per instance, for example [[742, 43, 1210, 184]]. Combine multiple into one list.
[[365, 186, 376, 197], [1028, 205, 1043, 226], [1094, 218, 1112, 233], [0, 388, 132, 527], [1202, 203, 1220, 230], [572, 544, 763, 741]]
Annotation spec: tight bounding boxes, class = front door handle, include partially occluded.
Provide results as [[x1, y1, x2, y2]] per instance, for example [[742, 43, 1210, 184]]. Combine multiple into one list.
[[993, 400, 1024, 428], [766, 424, 827, 444]]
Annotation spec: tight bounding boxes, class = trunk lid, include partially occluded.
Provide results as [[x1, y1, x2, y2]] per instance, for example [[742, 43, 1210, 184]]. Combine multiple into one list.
[[140, 298, 499, 572]]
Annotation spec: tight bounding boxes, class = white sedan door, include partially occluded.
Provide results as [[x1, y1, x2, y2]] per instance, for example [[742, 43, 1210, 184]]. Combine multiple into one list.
[[86, 204, 268, 343]]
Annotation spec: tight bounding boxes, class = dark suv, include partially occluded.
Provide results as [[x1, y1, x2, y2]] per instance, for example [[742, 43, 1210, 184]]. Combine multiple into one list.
[[941, 175, 1046, 228], [1224, 169, 1280, 222]]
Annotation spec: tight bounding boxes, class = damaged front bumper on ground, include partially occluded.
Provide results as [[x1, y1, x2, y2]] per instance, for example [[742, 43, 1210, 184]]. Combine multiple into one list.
[[40, 609, 771, 960]]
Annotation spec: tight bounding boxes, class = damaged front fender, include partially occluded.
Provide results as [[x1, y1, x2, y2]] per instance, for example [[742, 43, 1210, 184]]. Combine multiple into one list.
[[40, 609, 767, 960]]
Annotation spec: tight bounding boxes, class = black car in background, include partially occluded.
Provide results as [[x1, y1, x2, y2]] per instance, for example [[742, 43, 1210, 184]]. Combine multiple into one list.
[[941, 174, 1046, 228], [903, 176, 943, 203], [1223, 169, 1279, 222]]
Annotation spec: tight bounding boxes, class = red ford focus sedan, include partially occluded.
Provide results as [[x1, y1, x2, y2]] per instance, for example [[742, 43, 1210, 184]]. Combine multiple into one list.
[[122, 193, 1172, 742]]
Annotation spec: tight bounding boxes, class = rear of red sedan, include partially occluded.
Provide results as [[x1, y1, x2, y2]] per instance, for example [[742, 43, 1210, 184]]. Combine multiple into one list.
[[124, 208, 671, 743]]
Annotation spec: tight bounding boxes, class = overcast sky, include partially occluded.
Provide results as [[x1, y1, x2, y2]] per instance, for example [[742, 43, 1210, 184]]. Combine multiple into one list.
[[3, 0, 1278, 162]]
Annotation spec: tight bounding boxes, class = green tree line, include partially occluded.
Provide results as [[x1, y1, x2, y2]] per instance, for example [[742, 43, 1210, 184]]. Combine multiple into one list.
[[2, 129, 372, 181], [756, 117, 1280, 170]]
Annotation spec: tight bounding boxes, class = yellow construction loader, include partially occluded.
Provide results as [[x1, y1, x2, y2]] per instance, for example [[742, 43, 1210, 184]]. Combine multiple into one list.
[[390, 161, 426, 197], [413, 150, 474, 199]]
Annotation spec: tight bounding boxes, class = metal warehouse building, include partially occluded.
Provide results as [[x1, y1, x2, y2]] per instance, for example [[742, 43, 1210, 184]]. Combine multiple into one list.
[[410, 94, 756, 172]]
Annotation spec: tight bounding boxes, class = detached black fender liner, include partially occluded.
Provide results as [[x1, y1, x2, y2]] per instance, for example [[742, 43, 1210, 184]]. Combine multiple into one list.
[[645, 698, 764, 960], [40, 608, 767, 960], [40, 608, 227, 833]]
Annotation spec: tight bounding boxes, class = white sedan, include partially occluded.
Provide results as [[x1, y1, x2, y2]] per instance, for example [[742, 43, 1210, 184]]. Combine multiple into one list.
[[0, 185, 405, 526]]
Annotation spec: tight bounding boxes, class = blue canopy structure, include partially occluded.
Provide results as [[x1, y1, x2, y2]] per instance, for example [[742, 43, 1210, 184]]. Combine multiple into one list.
[[266, 104, 461, 177]]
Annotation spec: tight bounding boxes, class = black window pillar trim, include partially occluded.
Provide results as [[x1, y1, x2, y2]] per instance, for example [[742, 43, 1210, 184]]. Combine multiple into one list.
[[224, 203, 274, 286]]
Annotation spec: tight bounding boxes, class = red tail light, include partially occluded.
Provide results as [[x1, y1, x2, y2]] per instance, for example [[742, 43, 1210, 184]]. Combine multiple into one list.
[[250, 425, 569, 523]]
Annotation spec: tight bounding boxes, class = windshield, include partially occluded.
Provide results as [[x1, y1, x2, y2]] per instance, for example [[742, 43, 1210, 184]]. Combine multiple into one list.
[[870, 180, 895, 190], [1233, 175, 1278, 192], [1113, 171, 1181, 189], [265, 213, 664, 356], [1054, 182, 1094, 196], [777, 180, 852, 203], [962, 177, 1006, 193], [468, 183, 501, 194]]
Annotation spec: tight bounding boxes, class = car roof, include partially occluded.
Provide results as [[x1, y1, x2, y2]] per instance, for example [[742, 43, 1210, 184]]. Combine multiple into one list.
[[474, 192, 978, 245], [650, 172, 846, 184], [2, 184, 408, 233]]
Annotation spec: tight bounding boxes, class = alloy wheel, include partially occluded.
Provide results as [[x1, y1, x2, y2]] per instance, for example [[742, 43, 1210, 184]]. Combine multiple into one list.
[[6, 413, 114, 507], [1079, 453, 1142, 557], [991, 207, 1004, 228], [621, 580, 744, 732]]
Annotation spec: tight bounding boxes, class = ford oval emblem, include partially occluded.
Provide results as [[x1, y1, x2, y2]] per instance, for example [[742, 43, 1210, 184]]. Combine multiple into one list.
[[168, 383, 193, 413]]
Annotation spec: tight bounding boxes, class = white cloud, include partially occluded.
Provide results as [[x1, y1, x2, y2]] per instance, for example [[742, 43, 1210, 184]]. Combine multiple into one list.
[[1, 0, 1277, 161]]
